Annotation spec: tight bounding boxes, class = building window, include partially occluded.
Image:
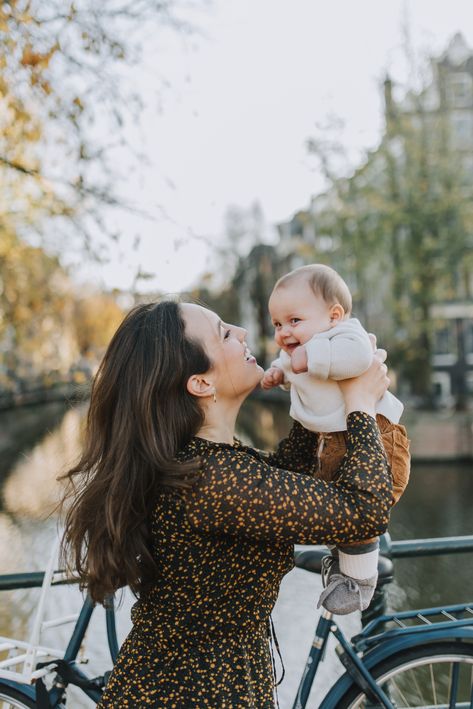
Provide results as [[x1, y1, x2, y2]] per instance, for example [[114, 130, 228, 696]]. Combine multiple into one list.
[[450, 112, 473, 149], [433, 321, 457, 366], [466, 372, 473, 396], [464, 320, 473, 352], [448, 73, 473, 107], [434, 321, 457, 354], [431, 371, 453, 406], [465, 320, 473, 364]]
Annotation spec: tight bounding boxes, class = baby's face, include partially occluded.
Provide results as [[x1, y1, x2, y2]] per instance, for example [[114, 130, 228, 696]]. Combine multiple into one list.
[[269, 280, 334, 356]]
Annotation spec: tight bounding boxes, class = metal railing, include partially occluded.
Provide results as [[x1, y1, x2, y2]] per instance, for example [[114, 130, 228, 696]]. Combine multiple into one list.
[[380, 532, 473, 558]]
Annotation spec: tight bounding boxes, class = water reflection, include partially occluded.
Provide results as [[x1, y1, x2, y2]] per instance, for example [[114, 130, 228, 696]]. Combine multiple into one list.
[[0, 399, 472, 708], [0, 402, 71, 482], [389, 463, 473, 609], [2, 407, 83, 519], [0, 406, 84, 645], [0, 404, 123, 708]]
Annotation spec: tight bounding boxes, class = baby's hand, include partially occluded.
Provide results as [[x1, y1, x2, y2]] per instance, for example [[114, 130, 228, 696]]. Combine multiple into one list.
[[261, 366, 285, 390], [291, 345, 308, 374]]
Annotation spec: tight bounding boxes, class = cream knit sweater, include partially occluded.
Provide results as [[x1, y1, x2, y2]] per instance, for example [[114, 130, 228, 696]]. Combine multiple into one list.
[[272, 318, 404, 433]]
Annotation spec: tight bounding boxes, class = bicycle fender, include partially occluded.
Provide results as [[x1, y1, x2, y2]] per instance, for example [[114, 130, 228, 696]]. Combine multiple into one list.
[[0, 678, 36, 702], [319, 626, 473, 709]]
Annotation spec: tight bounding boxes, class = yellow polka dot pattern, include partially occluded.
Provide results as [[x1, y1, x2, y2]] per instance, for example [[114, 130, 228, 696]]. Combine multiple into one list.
[[98, 412, 391, 707]]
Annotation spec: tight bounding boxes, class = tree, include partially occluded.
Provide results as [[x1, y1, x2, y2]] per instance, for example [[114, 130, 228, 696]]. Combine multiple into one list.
[[0, 232, 78, 381], [0, 0, 201, 387], [373, 78, 473, 402], [306, 71, 473, 404], [73, 292, 125, 361], [0, 0, 199, 251]]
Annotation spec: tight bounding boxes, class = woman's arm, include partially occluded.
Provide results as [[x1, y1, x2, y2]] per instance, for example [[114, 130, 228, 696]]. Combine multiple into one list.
[[262, 346, 389, 474], [186, 411, 391, 547], [264, 420, 319, 475], [187, 352, 392, 546]]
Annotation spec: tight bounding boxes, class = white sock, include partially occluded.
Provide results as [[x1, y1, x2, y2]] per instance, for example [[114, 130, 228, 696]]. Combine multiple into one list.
[[338, 548, 379, 580]]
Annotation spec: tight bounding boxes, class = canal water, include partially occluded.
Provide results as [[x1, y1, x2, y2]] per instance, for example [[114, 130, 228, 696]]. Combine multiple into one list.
[[0, 400, 472, 708]]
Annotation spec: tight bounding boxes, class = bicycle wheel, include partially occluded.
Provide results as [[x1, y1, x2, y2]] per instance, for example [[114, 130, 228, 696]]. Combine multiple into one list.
[[336, 640, 473, 708], [0, 683, 35, 709]]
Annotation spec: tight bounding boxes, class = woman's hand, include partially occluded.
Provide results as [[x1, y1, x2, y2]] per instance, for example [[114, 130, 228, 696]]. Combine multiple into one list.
[[339, 349, 390, 419]]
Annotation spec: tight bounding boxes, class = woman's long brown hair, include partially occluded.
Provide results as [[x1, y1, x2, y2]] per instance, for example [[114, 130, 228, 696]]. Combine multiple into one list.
[[60, 301, 211, 604]]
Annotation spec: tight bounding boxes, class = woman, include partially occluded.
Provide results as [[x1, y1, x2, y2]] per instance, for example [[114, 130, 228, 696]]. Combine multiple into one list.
[[62, 300, 393, 708]]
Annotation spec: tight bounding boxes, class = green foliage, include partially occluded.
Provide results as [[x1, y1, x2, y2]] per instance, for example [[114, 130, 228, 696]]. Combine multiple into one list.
[[306, 87, 473, 400]]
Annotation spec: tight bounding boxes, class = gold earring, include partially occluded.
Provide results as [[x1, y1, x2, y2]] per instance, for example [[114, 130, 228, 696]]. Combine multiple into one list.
[[213, 388, 217, 404]]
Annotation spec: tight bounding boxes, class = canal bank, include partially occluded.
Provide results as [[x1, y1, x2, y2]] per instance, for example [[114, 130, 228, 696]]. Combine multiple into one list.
[[251, 388, 473, 463], [1, 386, 473, 463], [402, 408, 473, 463]]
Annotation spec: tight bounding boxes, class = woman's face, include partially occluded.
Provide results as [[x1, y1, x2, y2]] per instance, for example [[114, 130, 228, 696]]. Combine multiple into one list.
[[180, 303, 264, 400]]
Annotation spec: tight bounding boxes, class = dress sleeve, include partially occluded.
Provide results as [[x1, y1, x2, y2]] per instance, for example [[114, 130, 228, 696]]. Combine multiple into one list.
[[264, 421, 318, 475], [186, 412, 392, 546]]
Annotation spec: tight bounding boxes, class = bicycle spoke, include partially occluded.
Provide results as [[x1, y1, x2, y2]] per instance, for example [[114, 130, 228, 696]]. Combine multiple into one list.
[[448, 663, 452, 707], [414, 663, 429, 704], [346, 651, 473, 708], [430, 663, 438, 706], [389, 674, 411, 706], [448, 661, 460, 708], [389, 670, 426, 707]]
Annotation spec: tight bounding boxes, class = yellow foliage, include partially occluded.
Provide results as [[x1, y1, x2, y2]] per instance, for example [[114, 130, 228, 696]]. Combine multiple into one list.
[[73, 295, 125, 357]]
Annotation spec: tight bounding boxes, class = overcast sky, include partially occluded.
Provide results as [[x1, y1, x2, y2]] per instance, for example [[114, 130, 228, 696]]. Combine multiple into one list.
[[80, 0, 473, 294]]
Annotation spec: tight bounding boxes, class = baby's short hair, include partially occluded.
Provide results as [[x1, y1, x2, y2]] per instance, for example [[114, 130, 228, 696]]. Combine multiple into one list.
[[273, 264, 352, 315]]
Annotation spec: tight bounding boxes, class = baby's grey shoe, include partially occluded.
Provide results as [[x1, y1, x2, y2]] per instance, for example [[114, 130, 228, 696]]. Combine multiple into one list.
[[317, 555, 377, 615]]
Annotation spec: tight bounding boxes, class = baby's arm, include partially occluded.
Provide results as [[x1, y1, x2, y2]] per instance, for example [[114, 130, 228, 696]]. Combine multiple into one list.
[[304, 324, 373, 381], [291, 345, 308, 373]]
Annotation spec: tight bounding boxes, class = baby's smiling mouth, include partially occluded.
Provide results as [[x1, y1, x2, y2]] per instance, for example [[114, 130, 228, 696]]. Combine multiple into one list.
[[284, 342, 299, 353]]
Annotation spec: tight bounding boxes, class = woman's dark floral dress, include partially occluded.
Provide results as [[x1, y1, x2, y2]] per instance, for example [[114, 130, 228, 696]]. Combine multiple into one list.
[[98, 412, 391, 708]]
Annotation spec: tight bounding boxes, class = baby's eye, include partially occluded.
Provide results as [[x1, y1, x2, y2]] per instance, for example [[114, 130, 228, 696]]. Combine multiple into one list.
[[273, 322, 281, 329], [224, 329, 231, 339], [290, 318, 301, 324]]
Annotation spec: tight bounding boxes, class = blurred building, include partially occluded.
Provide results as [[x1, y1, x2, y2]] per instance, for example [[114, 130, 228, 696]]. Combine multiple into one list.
[[275, 32, 473, 408], [431, 302, 473, 409]]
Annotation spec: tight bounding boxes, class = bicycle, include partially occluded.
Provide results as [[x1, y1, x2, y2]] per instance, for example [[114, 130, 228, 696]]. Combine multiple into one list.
[[291, 536, 473, 708], [0, 535, 472, 708], [0, 541, 118, 708]]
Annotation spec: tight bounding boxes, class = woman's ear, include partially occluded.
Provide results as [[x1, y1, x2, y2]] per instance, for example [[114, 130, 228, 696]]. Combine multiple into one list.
[[330, 303, 345, 324], [186, 374, 214, 399]]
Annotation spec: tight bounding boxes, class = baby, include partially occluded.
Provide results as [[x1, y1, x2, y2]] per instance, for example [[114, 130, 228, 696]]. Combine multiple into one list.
[[262, 264, 410, 615]]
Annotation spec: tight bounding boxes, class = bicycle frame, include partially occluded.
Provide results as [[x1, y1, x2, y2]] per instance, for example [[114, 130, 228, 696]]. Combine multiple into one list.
[[291, 535, 473, 707], [2, 534, 473, 707], [292, 608, 394, 709], [324, 608, 473, 709], [0, 595, 103, 706], [0, 543, 119, 707], [293, 603, 473, 709]]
